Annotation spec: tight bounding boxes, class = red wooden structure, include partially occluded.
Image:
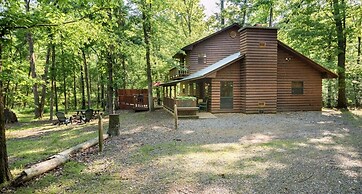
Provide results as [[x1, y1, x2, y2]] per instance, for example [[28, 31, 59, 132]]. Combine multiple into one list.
[[118, 89, 148, 111]]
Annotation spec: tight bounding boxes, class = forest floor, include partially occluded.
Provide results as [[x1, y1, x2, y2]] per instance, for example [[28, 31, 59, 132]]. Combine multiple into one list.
[[3, 109, 362, 193]]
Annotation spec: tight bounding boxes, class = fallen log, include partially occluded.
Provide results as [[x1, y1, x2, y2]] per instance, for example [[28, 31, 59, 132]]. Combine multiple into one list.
[[12, 134, 109, 186]]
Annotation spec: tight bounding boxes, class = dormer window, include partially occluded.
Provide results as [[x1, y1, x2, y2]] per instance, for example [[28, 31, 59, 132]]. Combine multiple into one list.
[[198, 53, 207, 64]]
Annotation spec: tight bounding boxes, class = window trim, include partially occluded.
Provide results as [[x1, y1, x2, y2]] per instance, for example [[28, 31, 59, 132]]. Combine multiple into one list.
[[291, 81, 304, 95]]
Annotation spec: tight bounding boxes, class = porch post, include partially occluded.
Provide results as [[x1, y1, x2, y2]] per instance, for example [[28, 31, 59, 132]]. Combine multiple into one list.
[[173, 84, 177, 99], [169, 86, 172, 98]]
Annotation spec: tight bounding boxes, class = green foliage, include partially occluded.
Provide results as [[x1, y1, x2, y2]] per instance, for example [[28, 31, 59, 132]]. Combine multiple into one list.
[[176, 96, 197, 101]]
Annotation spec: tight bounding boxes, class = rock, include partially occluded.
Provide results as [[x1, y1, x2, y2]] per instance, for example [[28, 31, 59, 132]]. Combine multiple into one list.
[[4, 108, 18, 123]]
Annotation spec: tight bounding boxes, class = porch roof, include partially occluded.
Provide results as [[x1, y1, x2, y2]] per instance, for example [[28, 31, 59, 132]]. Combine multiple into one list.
[[161, 52, 244, 86]]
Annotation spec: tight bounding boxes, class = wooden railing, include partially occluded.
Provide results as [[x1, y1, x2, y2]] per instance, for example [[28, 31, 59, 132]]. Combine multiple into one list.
[[169, 67, 189, 80], [163, 97, 175, 111]]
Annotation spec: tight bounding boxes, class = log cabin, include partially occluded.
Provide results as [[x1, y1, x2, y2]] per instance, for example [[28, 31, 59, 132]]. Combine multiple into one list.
[[161, 23, 337, 114]]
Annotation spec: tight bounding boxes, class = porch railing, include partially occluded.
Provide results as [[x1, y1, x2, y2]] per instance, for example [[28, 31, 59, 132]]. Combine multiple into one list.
[[163, 97, 175, 111], [169, 67, 189, 80]]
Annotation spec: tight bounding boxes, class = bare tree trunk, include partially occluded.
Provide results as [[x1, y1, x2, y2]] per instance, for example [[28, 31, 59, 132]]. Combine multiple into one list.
[[73, 70, 77, 109], [122, 57, 126, 89], [27, 31, 41, 118], [268, 6, 273, 27], [60, 38, 68, 114], [241, 0, 248, 26], [0, 43, 12, 184], [39, 44, 51, 118], [80, 59, 86, 109], [4, 80, 10, 108], [142, 2, 154, 111], [101, 74, 105, 111], [358, 36, 361, 65], [220, 0, 225, 25], [55, 79, 58, 112], [50, 43, 56, 120], [25, 0, 41, 118], [332, 0, 347, 109], [107, 49, 114, 114], [97, 75, 100, 108], [82, 49, 91, 109], [11, 83, 18, 109], [355, 36, 361, 107]]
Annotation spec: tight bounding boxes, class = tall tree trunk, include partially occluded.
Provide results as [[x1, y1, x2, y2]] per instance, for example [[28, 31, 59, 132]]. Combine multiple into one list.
[[358, 36, 361, 65], [80, 59, 86, 109], [73, 70, 77, 109], [11, 83, 18, 109], [25, 0, 41, 118], [122, 57, 126, 89], [82, 49, 91, 109], [355, 36, 361, 107], [220, 0, 225, 25], [50, 43, 56, 120], [55, 79, 58, 112], [39, 44, 51, 118], [107, 49, 114, 114], [332, 0, 347, 109], [0, 43, 12, 184], [268, 6, 273, 27], [142, 2, 154, 111], [61, 40, 67, 114], [97, 74, 100, 108], [101, 74, 105, 111], [241, 0, 247, 27], [4, 80, 10, 108], [27, 31, 41, 118]]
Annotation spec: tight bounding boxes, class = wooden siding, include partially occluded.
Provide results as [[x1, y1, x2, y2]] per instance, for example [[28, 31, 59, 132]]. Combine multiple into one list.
[[240, 28, 278, 113], [209, 61, 242, 113], [186, 26, 240, 74], [277, 46, 322, 111]]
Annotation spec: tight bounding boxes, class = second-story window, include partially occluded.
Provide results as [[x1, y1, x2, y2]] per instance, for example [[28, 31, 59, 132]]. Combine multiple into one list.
[[198, 53, 207, 64]]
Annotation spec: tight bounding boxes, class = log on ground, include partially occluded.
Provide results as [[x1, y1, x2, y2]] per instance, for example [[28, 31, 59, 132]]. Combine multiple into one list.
[[12, 134, 109, 186]]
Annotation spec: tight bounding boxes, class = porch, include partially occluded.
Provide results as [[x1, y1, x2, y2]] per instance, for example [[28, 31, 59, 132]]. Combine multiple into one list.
[[162, 79, 211, 117]]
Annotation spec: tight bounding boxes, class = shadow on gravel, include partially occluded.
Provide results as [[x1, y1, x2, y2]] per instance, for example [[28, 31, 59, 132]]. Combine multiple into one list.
[[7, 109, 361, 193]]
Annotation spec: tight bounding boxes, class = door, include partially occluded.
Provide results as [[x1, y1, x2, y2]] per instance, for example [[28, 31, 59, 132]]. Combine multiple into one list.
[[220, 81, 233, 109]]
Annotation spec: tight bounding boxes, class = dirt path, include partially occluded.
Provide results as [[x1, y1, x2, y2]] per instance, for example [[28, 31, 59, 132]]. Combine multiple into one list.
[[13, 109, 362, 193]]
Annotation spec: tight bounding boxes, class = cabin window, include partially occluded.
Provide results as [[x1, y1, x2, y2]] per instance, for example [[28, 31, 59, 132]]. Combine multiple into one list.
[[292, 81, 304, 95], [220, 81, 233, 109], [198, 53, 207, 64]]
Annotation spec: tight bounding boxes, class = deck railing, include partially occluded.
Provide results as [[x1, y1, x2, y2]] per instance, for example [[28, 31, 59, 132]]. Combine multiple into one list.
[[169, 67, 189, 80], [163, 97, 175, 111]]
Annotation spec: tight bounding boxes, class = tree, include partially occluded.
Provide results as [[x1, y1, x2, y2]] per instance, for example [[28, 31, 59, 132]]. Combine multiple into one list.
[[140, 0, 155, 111], [332, 0, 348, 109], [0, 43, 12, 184]]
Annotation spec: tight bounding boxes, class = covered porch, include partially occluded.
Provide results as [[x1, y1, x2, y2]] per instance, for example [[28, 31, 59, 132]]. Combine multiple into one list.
[[162, 79, 211, 113]]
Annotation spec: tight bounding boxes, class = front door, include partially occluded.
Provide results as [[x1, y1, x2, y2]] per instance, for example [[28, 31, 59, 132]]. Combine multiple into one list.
[[220, 81, 233, 109]]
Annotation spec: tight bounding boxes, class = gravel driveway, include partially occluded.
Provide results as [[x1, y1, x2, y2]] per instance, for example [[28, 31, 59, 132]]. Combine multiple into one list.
[[20, 109, 361, 193], [69, 109, 360, 194]]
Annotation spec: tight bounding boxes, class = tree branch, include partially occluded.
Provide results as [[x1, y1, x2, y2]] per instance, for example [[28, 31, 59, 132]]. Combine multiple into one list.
[[12, 7, 110, 30]]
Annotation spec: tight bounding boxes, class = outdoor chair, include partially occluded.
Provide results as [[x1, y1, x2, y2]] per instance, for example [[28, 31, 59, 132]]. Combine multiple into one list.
[[55, 112, 71, 125], [83, 109, 94, 123], [198, 98, 208, 112]]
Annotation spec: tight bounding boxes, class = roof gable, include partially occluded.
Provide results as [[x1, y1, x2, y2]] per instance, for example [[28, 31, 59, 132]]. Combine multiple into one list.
[[181, 23, 241, 51], [278, 41, 338, 78]]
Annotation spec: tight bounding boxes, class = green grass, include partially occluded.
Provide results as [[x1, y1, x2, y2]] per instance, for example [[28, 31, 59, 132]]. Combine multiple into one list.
[[6, 113, 99, 176], [341, 110, 362, 128]]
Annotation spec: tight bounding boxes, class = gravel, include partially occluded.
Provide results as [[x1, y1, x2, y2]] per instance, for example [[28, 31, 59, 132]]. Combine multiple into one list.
[[74, 109, 362, 193]]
